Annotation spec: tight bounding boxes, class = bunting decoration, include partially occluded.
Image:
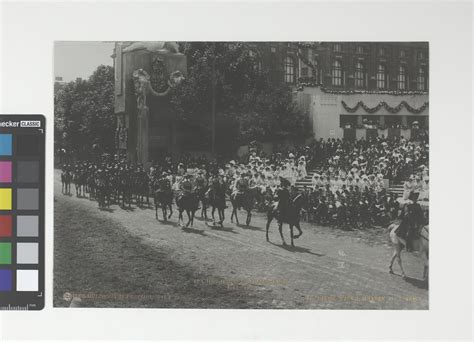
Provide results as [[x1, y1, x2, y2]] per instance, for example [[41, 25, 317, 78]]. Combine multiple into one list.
[[341, 100, 429, 114], [296, 77, 428, 96]]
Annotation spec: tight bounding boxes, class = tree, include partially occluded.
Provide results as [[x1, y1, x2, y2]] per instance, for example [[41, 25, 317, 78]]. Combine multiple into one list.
[[170, 42, 309, 147], [54, 65, 115, 157]]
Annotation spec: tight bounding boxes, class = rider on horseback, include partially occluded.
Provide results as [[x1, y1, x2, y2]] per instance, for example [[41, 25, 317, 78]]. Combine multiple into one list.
[[275, 176, 291, 219], [179, 174, 194, 195], [395, 191, 424, 251]]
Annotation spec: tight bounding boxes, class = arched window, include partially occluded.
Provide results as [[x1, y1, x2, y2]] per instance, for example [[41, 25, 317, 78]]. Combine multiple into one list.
[[354, 62, 365, 88], [397, 65, 406, 90], [417, 67, 426, 90], [356, 45, 364, 54], [331, 60, 343, 86], [284, 56, 295, 84], [333, 43, 342, 52], [376, 64, 386, 89], [312, 58, 319, 82]]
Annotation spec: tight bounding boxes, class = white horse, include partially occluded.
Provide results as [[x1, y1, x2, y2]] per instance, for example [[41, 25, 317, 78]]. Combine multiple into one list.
[[388, 223, 429, 281]]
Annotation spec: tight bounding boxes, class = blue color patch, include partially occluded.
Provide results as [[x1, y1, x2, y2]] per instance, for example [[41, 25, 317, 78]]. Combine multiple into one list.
[[0, 134, 12, 156], [0, 269, 12, 291]]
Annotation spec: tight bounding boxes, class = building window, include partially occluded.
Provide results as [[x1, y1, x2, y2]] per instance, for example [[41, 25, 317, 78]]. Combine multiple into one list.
[[378, 47, 385, 56], [356, 45, 364, 54], [284, 56, 295, 83], [417, 51, 424, 60], [333, 43, 342, 52], [417, 67, 426, 90], [400, 49, 406, 58], [331, 60, 343, 86], [376, 64, 386, 89], [354, 62, 365, 88], [397, 65, 406, 90]]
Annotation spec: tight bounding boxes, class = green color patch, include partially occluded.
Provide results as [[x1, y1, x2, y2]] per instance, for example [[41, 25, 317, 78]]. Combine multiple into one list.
[[0, 242, 12, 264]]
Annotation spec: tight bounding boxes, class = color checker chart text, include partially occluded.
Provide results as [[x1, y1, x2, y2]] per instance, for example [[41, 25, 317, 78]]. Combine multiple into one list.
[[0, 115, 45, 310]]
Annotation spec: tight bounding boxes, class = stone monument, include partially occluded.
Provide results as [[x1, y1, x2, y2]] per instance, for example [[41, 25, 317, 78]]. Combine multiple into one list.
[[113, 41, 187, 166]]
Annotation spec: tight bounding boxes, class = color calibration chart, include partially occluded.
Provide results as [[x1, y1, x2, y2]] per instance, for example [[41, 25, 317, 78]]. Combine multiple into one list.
[[0, 115, 45, 310]]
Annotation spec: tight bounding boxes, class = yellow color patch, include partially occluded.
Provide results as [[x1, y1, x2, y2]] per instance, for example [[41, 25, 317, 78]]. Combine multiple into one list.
[[0, 189, 12, 210]]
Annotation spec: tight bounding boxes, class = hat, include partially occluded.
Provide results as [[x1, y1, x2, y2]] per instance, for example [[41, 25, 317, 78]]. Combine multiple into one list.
[[229, 160, 236, 165], [279, 177, 291, 187], [289, 153, 295, 158], [408, 191, 419, 202]]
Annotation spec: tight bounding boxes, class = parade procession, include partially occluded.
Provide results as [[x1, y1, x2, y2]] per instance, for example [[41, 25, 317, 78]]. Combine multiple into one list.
[[54, 41, 430, 309]]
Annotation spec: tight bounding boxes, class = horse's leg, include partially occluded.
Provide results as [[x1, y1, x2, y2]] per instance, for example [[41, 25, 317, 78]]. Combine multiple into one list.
[[186, 210, 191, 228], [211, 206, 216, 224], [422, 250, 429, 282], [290, 225, 294, 247], [234, 208, 239, 225], [218, 208, 224, 227], [389, 247, 397, 274], [278, 222, 286, 246], [294, 222, 303, 238], [230, 206, 234, 223], [246, 210, 251, 226], [266, 214, 273, 241], [396, 246, 406, 278], [220, 208, 225, 225]]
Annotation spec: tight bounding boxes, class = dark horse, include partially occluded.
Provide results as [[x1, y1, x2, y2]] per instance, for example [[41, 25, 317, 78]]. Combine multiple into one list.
[[153, 178, 173, 221], [176, 191, 199, 227], [266, 193, 306, 247], [230, 187, 258, 226], [61, 169, 72, 195], [206, 179, 227, 226]]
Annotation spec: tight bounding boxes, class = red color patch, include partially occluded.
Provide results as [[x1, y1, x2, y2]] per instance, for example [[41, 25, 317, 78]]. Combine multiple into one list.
[[0, 215, 12, 237]]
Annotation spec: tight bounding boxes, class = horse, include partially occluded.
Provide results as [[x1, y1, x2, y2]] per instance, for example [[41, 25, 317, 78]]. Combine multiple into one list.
[[230, 187, 258, 226], [61, 169, 72, 195], [266, 193, 306, 247], [153, 179, 173, 221], [206, 180, 227, 227], [73, 170, 86, 197], [176, 191, 199, 227], [196, 186, 209, 220], [388, 222, 429, 281]]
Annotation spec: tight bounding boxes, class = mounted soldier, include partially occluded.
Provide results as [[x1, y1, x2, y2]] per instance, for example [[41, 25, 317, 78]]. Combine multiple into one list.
[[275, 176, 291, 220], [395, 191, 424, 251], [154, 171, 173, 221]]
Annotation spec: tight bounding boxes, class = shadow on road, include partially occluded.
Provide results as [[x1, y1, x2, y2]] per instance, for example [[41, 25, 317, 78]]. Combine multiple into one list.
[[156, 219, 179, 227], [210, 225, 239, 234], [270, 242, 325, 257], [98, 207, 115, 213], [403, 276, 428, 290], [181, 227, 206, 236], [236, 223, 264, 231]]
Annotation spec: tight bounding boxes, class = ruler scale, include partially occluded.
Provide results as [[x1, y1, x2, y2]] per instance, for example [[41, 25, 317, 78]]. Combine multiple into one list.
[[0, 115, 45, 310]]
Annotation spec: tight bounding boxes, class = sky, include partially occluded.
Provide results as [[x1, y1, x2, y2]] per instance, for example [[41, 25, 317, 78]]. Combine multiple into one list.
[[54, 41, 115, 82]]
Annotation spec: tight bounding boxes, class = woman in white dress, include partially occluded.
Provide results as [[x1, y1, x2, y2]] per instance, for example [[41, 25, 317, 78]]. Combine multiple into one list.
[[402, 175, 414, 200], [297, 157, 307, 180]]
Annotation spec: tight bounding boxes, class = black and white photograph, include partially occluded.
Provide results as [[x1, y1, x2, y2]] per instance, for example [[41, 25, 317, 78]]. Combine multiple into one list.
[[53, 41, 430, 309]]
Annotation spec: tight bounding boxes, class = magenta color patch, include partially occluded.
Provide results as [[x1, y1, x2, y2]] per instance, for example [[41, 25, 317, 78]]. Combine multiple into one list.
[[0, 161, 12, 183]]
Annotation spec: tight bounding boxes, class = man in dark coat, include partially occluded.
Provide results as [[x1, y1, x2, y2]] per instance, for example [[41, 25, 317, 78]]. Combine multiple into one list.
[[396, 191, 424, 251], [276, 176, 291, 221]]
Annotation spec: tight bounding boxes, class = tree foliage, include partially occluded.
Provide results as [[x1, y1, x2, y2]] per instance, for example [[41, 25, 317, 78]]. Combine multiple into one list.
[[171, 42, 309, 145], [54, 65, 115, 156]]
